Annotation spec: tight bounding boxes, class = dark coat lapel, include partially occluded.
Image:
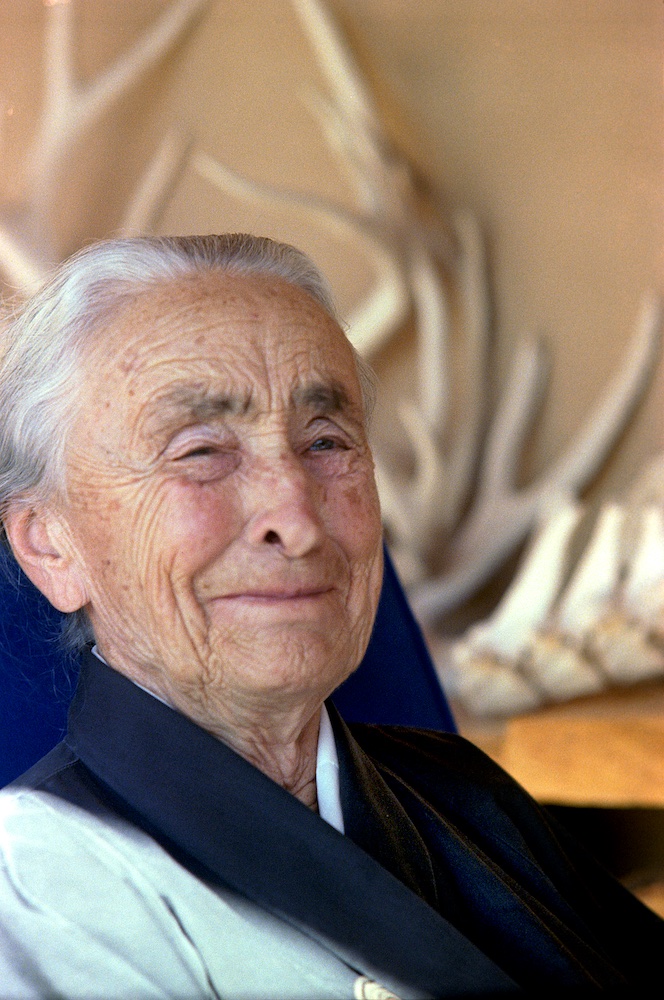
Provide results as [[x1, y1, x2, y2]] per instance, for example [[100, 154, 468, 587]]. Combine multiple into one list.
[[64, 652, 519, 997], [337, 719, 662, 993]]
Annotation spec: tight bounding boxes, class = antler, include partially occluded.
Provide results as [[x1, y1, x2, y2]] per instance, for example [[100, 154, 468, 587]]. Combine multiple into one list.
[[0, 0, 208, 292], [438, 482, 664, 718], [413, 295, 662, 622]]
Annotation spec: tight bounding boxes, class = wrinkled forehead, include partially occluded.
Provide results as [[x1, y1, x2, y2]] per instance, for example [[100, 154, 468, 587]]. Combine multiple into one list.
[[81, 272, 361, 414]]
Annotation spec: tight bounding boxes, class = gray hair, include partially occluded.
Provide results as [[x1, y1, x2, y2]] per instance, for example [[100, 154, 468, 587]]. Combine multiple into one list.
[[0, 234, 377, 651]]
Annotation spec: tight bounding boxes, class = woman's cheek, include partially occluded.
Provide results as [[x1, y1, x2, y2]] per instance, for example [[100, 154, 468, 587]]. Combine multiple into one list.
[[154, 478, 240, 569], [338, 464, 381, 536]]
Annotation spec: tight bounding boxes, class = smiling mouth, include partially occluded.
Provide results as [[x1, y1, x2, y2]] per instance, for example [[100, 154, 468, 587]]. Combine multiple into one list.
[[218, 587, 334, 602]]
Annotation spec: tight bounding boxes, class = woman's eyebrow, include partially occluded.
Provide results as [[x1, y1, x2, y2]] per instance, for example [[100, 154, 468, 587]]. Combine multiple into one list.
[[138, 386, 252, 438], [145, 387, 253, 430], [291, 380, 351, 414], [142, 381, 357, 441]]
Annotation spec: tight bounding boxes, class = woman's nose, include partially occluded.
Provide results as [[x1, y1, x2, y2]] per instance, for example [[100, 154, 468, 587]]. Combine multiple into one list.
[[244, 455, 325, 558]]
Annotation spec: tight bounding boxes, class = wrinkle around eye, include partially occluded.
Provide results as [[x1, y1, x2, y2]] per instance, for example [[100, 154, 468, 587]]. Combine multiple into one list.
[[162, 423, 238, 460], [171, 449, 241, 484], [164, 432, 241, 481]]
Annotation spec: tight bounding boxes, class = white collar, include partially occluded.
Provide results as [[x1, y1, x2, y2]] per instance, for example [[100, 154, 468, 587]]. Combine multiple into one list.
[[91, 646, 345, 834], [315, 704, 344, 834]]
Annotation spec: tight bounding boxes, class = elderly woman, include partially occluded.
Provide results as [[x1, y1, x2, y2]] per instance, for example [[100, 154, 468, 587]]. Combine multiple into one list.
[[0, 234, 661, 998]]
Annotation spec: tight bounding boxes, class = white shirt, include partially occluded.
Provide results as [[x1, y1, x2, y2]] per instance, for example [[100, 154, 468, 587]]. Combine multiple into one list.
[[316, 704, 345, 833], [0, 788, 402, 999]]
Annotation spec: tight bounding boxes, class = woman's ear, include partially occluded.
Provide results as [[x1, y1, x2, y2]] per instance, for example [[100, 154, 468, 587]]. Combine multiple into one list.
[[3, 505, 89, 613]]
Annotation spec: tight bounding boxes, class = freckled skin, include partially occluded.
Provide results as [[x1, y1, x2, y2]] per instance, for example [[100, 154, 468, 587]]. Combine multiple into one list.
[[53, 273, 384, 803]]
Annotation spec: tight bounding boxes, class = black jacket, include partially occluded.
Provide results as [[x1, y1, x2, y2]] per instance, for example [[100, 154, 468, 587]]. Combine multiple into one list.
[[15, 649, 664, 995]]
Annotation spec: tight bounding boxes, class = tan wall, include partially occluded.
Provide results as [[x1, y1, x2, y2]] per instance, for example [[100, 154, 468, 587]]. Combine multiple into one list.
[[1, 0, 661, 505], [334, 0, 664, 500]]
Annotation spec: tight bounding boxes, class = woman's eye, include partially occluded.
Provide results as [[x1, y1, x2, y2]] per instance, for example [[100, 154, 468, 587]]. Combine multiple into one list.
[[169, 441, 239, 483], [179, 445, 217, 459], [309, 437, 337, 452]]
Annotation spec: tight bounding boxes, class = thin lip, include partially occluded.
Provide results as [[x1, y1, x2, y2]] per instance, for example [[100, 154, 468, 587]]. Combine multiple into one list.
[[213, 587, 334, 601]]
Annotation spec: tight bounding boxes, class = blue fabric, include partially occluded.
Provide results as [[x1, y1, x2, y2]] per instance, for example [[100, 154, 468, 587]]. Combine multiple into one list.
[[0, 551, 78, 787], [0, 544, 454, 787], [332, 547, 456, 732]]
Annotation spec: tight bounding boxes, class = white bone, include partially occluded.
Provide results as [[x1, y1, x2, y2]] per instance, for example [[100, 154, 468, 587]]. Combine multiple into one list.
[[588, 613, 664, 683], [407, 238, 451, 431], [29, 0, 209, 215], [192, 148, 410, 356], [411, 337, 549, 620], [557, 504, 625, 639], [548, 296, 662, 491], [412, 297, 662, 623], [445, 211, 491, 526], [522, 635, 604, 700], [438, 644, 541, 717], [0, 0, 209, 293], [623, 505, 664, 619], [290, 0, 380, 137], [466, 501, 583, 659], [291, 1, 453, 430], [0, 228, 47, 294]]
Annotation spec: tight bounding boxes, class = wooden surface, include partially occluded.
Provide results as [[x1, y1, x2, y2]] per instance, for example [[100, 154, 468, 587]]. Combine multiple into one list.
[[454, 679, 664, 807]]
